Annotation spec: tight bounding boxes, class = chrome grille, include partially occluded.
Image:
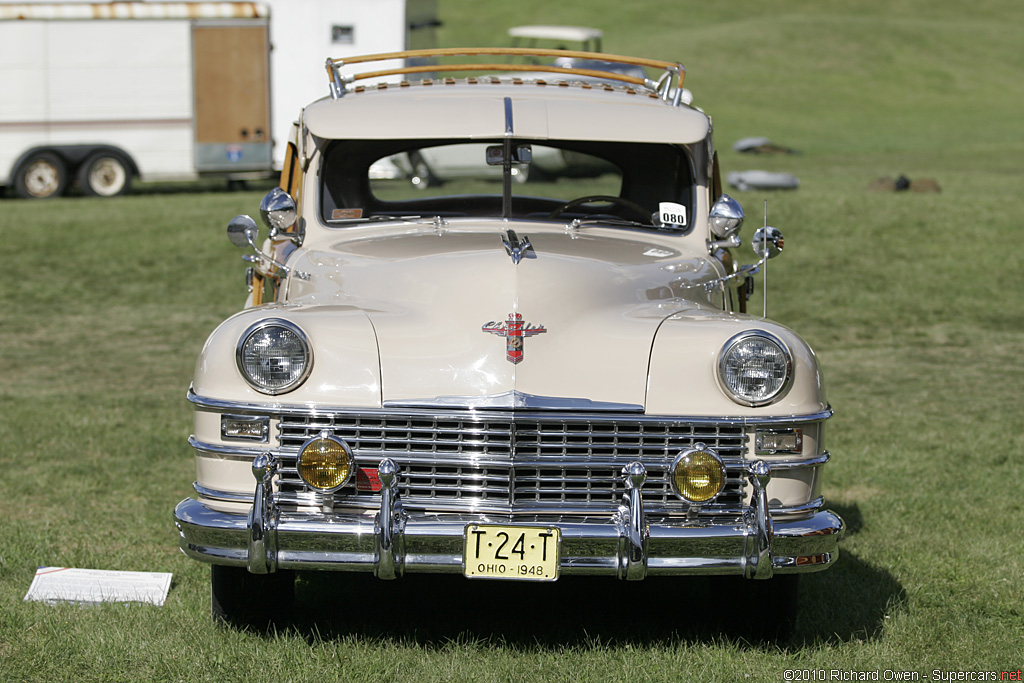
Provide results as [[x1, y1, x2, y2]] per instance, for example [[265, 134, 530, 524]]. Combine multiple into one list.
[[275, 410, 748, 513]]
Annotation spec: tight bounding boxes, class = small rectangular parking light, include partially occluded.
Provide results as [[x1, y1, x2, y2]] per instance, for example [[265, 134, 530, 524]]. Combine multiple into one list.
[[221, 415, 270, 442], [755, 428, 802, 455]]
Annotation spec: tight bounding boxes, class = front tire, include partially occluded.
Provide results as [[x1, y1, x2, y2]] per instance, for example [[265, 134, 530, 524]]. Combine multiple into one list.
[[210, 565, 296, 629], [14, 151, 68, 199], [79, 152, 131, 197]]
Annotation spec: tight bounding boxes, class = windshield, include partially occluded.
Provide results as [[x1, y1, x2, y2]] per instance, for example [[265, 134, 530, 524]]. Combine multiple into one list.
[[319, 139, 695, 229]]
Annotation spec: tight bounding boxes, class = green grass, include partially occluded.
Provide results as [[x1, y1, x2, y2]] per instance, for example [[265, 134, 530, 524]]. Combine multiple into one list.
[[2, 0, 1023, 679]]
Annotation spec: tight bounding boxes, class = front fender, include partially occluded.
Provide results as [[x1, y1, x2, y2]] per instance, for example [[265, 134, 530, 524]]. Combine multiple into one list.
[[191, 304, 382, 407], [645, 311, 827, 417]]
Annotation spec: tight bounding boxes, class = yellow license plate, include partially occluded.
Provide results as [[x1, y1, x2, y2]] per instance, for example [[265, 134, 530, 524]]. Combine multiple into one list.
[[463, 524, 561, 581]]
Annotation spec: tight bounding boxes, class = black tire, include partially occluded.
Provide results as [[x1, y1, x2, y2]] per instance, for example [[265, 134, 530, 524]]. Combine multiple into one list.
[[78, 152, 132, 197], [210, 565, 296, 630], [14, 151, 68, 199]]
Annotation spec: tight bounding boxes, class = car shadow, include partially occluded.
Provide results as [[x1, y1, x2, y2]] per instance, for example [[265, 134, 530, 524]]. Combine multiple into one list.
[[274, 503, 902, 648], [788, 501, 906, 646]]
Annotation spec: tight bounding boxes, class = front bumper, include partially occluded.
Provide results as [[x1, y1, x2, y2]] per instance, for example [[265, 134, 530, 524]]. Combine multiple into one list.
[[173, 457, 844, 581]]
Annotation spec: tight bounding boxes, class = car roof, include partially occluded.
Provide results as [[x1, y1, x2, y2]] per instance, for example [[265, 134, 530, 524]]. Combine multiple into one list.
[[303, 79, 710, 145], [507, 25, 604, 43]]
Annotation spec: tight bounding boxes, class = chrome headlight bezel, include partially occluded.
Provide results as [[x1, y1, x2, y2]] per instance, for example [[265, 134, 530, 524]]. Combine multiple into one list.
[[235, 318, 313, 395], [717, 330, 793, 407]]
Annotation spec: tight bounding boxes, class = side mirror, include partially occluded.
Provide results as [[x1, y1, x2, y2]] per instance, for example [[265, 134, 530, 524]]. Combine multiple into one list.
[[752, 226, 784, 259], [226, 212, 297, 278], [227, 214, 259, 249], [260, 187, 298, 240], [708, 194, 745, 238]]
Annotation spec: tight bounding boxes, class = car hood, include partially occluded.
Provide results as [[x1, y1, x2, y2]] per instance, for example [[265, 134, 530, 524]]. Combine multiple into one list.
[[284, 223, 726, 409]]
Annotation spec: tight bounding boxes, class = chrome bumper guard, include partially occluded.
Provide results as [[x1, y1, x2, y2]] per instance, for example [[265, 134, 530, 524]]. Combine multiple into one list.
[[174, 457, 844, 580]]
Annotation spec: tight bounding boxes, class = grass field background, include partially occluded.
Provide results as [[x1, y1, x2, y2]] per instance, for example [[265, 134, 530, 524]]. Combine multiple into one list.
[[1, 0, 1023, 680]]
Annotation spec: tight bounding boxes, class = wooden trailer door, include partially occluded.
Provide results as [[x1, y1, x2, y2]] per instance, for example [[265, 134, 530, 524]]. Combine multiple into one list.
[[192, 20, 272, 173]]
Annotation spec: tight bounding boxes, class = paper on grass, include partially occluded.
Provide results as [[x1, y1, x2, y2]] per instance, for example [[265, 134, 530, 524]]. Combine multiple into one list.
[[24, 567, 172, 606]]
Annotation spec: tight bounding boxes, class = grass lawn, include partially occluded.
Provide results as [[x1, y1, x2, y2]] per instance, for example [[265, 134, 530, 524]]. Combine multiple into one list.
[[1, 0, 1022, 680]]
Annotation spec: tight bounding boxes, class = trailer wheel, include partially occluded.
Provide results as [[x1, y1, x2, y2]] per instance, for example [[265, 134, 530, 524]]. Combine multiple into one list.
[[14, 151, 68, 199], [79, 152, 131, 197]]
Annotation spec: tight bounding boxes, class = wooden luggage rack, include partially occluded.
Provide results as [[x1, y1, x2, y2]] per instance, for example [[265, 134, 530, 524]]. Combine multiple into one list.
[[325, 47, 687, 105]]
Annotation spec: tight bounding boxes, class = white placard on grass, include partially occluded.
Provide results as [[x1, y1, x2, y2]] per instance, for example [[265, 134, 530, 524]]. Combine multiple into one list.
[[24, 567, 172, 606]]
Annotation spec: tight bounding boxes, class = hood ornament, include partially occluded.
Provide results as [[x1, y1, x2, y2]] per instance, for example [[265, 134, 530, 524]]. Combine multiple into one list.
[[482, 313, 547, 364], [501, 229, 533, 265]]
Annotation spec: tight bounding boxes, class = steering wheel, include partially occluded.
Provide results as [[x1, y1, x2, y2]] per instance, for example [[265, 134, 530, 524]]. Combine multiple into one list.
[[547, 195, 651, 224]]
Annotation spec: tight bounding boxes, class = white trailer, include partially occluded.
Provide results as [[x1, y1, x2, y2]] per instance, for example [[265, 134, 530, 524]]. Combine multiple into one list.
[[0, 0, 439, 198], [261, 0, 439, 170], [0, 2, 275, 198]]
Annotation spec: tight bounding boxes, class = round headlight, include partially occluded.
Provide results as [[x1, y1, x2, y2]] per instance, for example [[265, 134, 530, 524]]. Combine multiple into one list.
[[718, 331, 792, 406], [297, 432, 353, 492], [672, 444, 725, 503], [236, 319, 312, 395]]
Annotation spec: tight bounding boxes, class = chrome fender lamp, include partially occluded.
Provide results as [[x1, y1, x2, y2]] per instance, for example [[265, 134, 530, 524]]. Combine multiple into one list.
[[708, 194, 745, 251], [260, 187, 303, 246]]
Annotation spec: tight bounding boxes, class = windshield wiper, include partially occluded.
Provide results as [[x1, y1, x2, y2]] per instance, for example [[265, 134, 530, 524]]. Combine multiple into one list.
[[570, 217, 650, 230]]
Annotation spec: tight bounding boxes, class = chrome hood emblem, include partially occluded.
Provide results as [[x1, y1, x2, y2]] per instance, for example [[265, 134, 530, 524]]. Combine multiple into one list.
[[482, 313, 547, 364], [501, 229, 533, 265]]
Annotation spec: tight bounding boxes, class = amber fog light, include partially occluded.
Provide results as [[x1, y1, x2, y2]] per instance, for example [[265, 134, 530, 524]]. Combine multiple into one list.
[[672, 444, 726, 503], [297, 432, 353, 492]]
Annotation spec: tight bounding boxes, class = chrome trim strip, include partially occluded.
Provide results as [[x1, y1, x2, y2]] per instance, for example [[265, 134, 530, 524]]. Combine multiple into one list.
[[275, 494, 747, 517], [773, 496, 824, 516], [504, 96, 514, 135], [266, 494, 822, 518], [190, 434, 748, 470], [188, 388, 833, 426], [385, 390, 643, 411], [759, 452, 830, 471], [193, 483, 252, 503], [189, 435, 264, 460]]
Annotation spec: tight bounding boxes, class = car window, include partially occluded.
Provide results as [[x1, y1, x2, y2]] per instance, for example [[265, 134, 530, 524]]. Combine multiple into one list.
[[320, 139, 695, 228], [369, 143, 619, 201]]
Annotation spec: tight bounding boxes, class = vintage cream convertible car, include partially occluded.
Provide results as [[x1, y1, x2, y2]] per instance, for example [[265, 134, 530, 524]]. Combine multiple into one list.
[[173, 47, 844, 627]]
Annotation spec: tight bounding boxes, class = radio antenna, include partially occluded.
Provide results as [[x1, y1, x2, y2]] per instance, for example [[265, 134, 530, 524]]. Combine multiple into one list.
[[762, 200, 768, 318]]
